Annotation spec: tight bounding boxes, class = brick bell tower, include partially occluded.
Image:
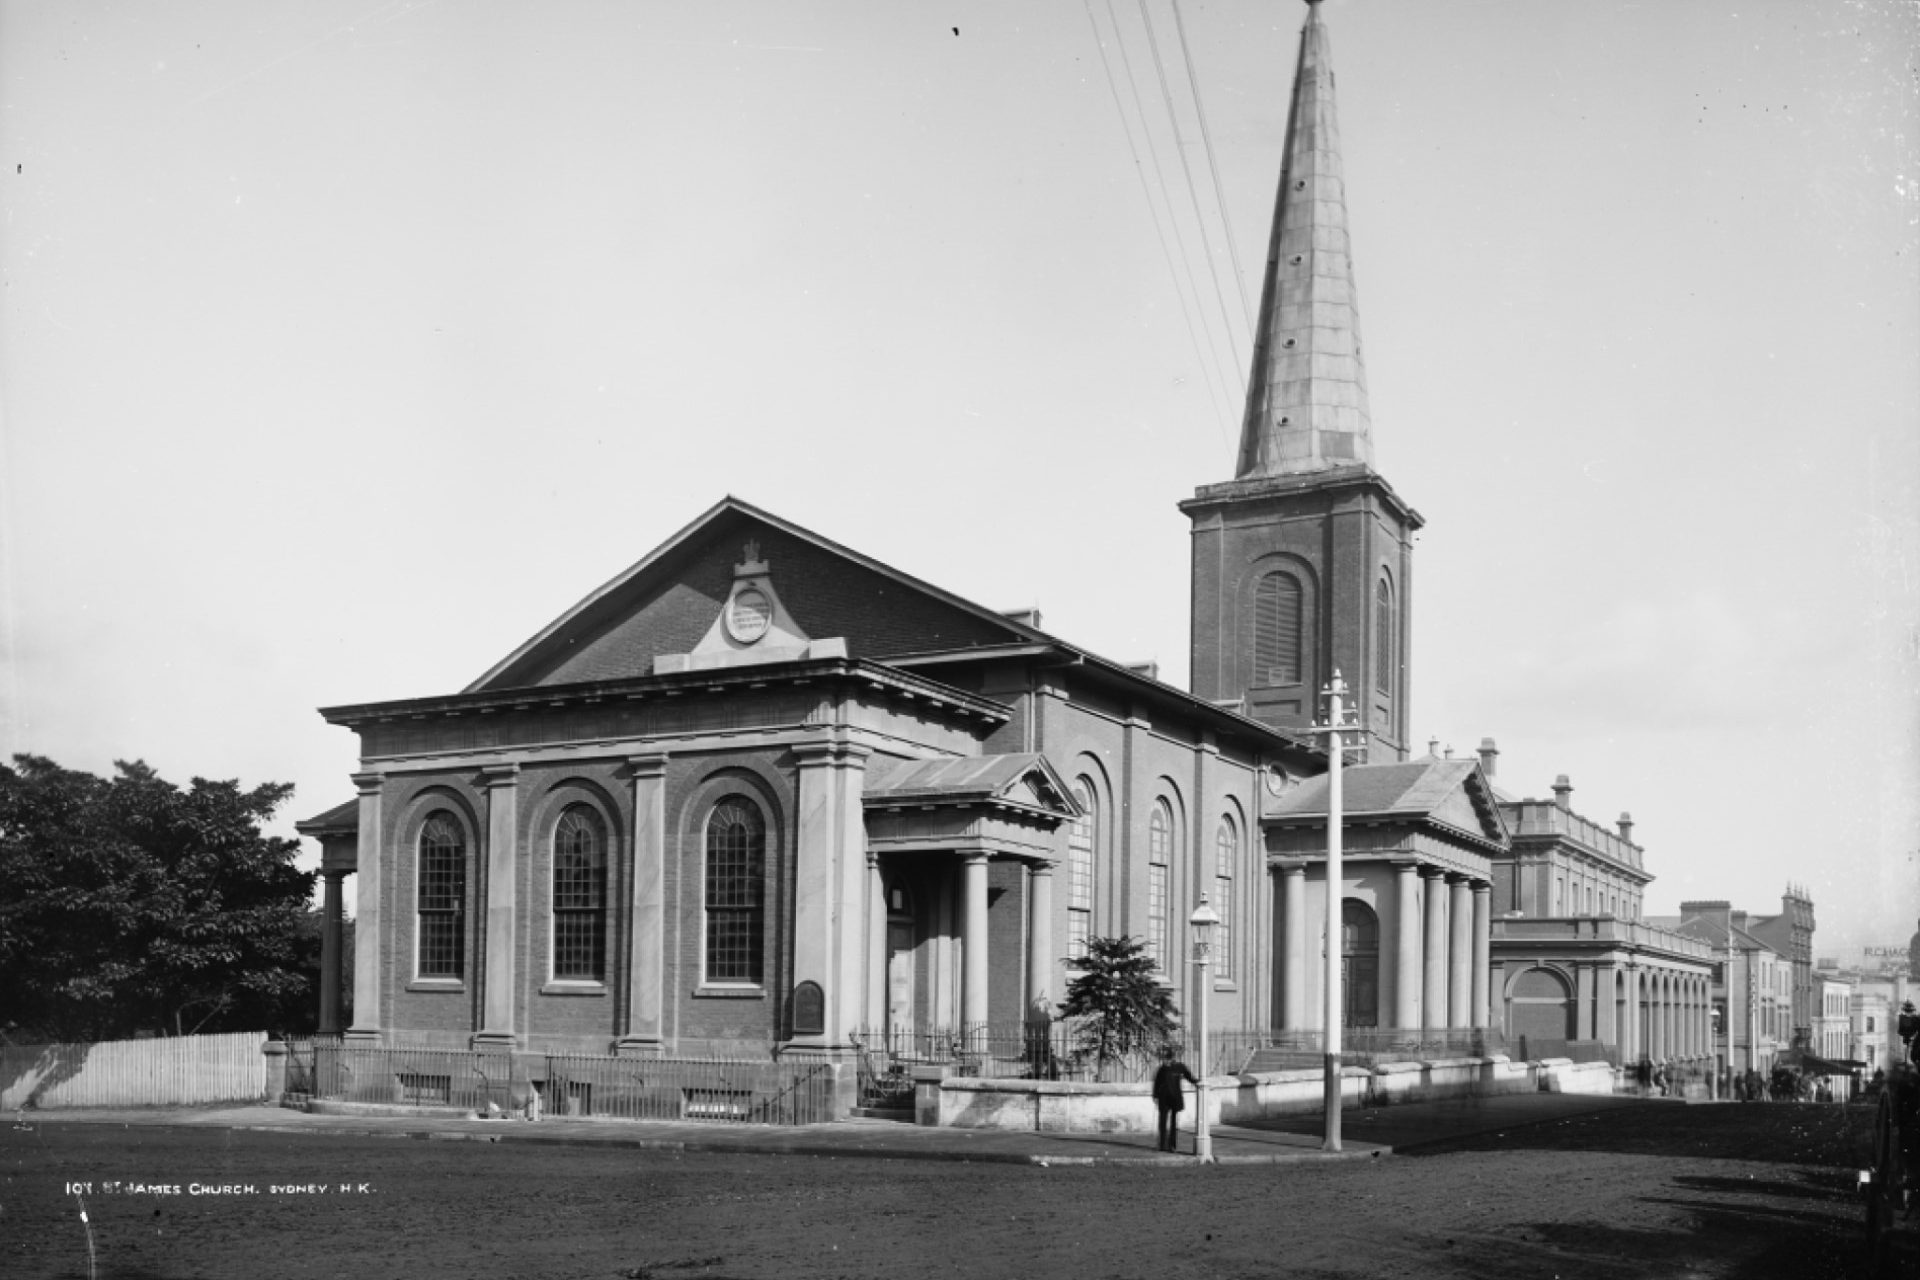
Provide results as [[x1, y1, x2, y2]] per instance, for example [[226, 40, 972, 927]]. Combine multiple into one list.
[[1180, 0, 1420, 761]]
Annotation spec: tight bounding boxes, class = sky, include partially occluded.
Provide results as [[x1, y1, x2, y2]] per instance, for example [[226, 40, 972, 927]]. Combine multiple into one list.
[[2, 0, 1916, 958]]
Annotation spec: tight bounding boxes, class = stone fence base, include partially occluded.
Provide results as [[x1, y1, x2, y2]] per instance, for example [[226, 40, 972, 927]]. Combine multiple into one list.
[[928, 1055, 1617, 1132]]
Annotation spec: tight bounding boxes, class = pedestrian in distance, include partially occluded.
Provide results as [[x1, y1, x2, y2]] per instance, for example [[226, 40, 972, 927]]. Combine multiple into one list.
[[1152, 1044, 1199, 1153]]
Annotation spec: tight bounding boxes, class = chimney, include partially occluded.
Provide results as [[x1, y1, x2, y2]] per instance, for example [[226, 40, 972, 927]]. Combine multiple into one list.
[[1617, 811, 1634, 842], [1000, 606, 1042, 630], [1428, 737, 1440, 759], [1126, 660, 1160, 681], [1731, 910, 1749, 934], [1552, 774, 1573, 809], [1477, 737, 1499, 778]]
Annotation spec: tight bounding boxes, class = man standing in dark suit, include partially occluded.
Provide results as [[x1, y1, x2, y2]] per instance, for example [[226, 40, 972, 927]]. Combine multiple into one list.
[[1152, 1045, 1199, 1153]]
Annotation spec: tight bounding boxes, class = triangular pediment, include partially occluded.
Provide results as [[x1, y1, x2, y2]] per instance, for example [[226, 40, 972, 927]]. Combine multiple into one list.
[[467, 498, 1046, 692], [1266, 758, 1508, 849], [865, 753, 1081, 822]]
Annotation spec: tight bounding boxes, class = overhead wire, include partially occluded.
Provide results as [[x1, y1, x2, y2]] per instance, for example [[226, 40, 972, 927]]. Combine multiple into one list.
[[1087, 0, 1241, 449], [1082, 0, 1228, 450], [1137, 0, 1248, 397], [1169, 0, 1257, 338]]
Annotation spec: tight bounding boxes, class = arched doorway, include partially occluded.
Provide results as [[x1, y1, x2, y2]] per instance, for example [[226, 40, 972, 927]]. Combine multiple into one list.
[[1341, 900, 1380, 1029], [1510, 966, 1574, 1057]]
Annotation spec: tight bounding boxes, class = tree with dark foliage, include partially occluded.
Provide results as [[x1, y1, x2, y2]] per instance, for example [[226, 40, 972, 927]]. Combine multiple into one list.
[[1057, 935, 1179, 1078], [0, 755, 315, 1042]]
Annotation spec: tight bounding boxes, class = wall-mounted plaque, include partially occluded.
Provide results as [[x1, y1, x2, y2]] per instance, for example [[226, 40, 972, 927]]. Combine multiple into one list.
[[792, 981, 825, 1036]]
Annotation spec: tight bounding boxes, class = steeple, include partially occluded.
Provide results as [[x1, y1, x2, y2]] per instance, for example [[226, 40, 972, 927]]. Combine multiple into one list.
[[1236, 0, 1372, 479]]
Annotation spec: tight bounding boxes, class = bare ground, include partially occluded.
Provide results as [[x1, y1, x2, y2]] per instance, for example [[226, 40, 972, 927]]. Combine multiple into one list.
[[0, 1101, 1895, 1280]]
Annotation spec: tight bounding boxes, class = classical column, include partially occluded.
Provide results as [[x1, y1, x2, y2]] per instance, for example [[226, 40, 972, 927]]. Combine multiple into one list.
[[1026, 862, 1055, 1022], [868, 853, 888, 1035], [1422, 869, 1447, 1032], [1595, 963, 1618, 1054], [618, 754, 668, 1054], [476, 764, 520, 1047], [1621, 965, 1641, 1063], [1448, 876, 1472, 1030], [319, 869, 346, 1035], [1575, 963, 1596, 1040], [1650, 971, 1667, 1061], [346, 772, 383, 1040], [791, 739, 874, 1049], [1393, 861, 1421, 1031], [1470, 880, 1491, 1030], [1281, 864, 1308, 1031], [961, 852, 990, 1043]]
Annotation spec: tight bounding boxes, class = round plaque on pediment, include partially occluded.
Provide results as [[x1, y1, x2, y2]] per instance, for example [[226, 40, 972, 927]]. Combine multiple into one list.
[[1263, 764, 1293, 797], [726, 586, 773, 644]]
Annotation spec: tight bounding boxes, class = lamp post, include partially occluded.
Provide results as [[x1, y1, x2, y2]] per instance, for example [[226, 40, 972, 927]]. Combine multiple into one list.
[[1307, 671, 1359, 1153], [1189, 895, 1219, 1164]]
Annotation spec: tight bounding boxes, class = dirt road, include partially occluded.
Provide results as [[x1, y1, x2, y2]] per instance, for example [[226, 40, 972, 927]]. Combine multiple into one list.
[[0, 1101, 1884, 1280]]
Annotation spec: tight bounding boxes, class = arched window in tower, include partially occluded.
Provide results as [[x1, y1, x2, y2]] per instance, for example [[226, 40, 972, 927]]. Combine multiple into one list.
[[704, 798, 766, 985], [1253, 571, 1304, 686], [417, 811, 466, 980], [551, 805, 607, 982], [1375, 572, 1395, 696], [1147, 799, 1173, 970], [1067, 781, 1097, 958], [1214, 816, 1236, 981]]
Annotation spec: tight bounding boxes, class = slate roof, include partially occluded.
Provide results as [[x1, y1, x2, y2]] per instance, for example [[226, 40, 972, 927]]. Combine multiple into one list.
[[864, 753, 1078, 817], [1265, 758, 1506, 845], [295, 798, 359, 836]]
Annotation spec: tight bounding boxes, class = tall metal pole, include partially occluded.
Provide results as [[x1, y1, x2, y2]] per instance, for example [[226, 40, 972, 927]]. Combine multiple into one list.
[[1189, 896, 1218, 1164], [1311, 671, 1351, 1152]]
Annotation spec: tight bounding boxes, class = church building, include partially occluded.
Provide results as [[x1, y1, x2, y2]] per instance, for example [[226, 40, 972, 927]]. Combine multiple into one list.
[[294, 1, 1663, 1099]]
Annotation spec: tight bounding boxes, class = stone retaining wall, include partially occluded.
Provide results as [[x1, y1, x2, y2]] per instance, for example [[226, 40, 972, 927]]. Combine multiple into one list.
[[929, 1055, 1616, 1132]]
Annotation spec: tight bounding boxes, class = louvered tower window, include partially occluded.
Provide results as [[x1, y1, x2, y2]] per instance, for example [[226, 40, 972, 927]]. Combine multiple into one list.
[[417, 812, 466, 979], [551, 805, 607, 981], [1375, 574, 1395, 695], [1254, 572, 1304, 685], [705, 799, 766, 984]]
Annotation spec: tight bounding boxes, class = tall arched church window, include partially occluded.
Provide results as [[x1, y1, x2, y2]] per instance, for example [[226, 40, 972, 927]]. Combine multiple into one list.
[[1214, 817, 1236, 981], [1375, 573, 1395, 696], [1341, 899, 1380, 1028], [1253, 571, 1304, 686], [552, 805, 607, 981], [417, 811, 466, 979], [1067, 781, 1096, 958], [1147, 800, 1173, 970], [705, 798, 766, 985]]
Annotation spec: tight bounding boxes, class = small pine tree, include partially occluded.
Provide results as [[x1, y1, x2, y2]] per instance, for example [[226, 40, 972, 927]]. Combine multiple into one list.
[[1057, 935, 1179, 1077]]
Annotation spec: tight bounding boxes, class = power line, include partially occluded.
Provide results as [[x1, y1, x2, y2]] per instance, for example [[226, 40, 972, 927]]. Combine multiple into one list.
[[1169, 0, 1256, 336], [1082, 0, 1236, 449], [1138, 0, 1248, 393]]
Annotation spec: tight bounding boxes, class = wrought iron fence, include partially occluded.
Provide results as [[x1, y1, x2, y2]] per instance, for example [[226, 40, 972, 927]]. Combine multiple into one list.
[[1248, 1026, 1512, 1068], [541, 1053, 835, 1125], [301, 1042, 834, 1126]]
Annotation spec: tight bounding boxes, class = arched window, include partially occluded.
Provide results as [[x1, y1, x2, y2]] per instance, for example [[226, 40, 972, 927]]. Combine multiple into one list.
[[1254, 571, 1304, 686], [417, 811, 466, 979], [1341, 900, 1380, 1028], [1214, 817, 1236, 981], [1147, 799, 1173, 970], [1375, 573, 1395, 696], [704, 798, 766, 985], [551, 805, 607, 981], [1067, 781, 1097, 958]]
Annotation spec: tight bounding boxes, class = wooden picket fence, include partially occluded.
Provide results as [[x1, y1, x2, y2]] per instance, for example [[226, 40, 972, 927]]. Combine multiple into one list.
[[0, 1032, 268, 1110]]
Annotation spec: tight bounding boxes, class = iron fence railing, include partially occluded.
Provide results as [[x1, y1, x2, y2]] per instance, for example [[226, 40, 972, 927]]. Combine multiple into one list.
[[301, 1042, 834, 1126], [541, 1053, 835, 1125], [849, 1024, 1280, 1108], [1248, 1027, 1511, 1067]]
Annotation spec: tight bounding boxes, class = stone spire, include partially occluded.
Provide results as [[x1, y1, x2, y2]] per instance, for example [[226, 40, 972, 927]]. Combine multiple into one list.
[[1236, 0, 1373, 479]]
